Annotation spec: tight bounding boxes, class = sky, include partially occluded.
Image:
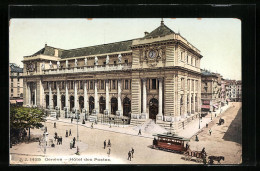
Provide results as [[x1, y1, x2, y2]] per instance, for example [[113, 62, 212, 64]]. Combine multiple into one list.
[[9, 18, 241, 80]]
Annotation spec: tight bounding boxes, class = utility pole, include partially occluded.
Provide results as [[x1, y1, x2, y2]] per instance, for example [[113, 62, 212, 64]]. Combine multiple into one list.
[[77, 110, 79, 142]]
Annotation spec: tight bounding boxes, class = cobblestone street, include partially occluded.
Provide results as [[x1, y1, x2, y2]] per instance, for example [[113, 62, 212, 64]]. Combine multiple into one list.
[[10, 102, 241, 165]]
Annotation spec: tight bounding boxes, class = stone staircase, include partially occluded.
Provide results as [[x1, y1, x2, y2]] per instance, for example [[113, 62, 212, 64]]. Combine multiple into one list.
[[130, 118, 146, 127], [156, 120, 175, 133]]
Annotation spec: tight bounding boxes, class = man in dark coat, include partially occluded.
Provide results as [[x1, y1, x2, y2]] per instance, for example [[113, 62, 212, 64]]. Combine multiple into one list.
[[128, 151, 131, 161], [138, 129, 141, 135], [66, 130, 68, 137], [131, 148, 134, 158], [69, 129, 72, 136], [73, 137, 76, 148], [104, 140, 106, 149]]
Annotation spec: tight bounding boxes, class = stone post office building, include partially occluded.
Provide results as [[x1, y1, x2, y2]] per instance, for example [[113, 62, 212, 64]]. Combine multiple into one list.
[[22, 21, 202, 131]]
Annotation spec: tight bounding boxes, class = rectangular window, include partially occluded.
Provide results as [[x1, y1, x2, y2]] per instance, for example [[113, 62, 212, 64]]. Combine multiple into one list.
[[112, 80, 116, 89], [11, 94, 13, 97], [152, 79, 156, 89], [71, 81, 74, 89], [80, 81, 83, 89], [114, 61, 116, 65], [18, 78, 20, 82], [90, 81, 93, 89], [11, 89, 13, 93], [125, 60, 128, 64], [125, 80, 129, 89], [11, 78, 13, 82], [101, 80, 104, 89], [11, 83, 13, 87]]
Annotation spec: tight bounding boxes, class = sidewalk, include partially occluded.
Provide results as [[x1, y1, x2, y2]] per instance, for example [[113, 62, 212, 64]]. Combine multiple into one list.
[[47, 104, 230, 140], [177, 104, 231, 139]]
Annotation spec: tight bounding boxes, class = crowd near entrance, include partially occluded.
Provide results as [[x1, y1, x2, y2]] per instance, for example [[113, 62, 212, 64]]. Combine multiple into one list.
[[149, 98, 158, 120]]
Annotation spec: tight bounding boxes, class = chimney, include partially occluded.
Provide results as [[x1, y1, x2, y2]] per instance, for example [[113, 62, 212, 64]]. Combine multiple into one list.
[[144, 31, 149, 36]]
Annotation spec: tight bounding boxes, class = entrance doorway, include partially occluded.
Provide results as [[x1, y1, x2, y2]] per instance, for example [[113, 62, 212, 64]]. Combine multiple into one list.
[[70, 96, 74, 111], [46, 95, 49, 108], [79, 96, 84, 112], [61, 95, 65, 110], [89, 96, 94, 114], [53, 95, 57, 108], [149, 98, 158, 119], [111, 97, 118, 115], [123, 97, 131, 117], [99, 96, 106, 114]]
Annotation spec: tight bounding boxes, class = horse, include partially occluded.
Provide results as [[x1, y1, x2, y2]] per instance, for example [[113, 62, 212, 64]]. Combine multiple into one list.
[[219, 118, 225, 125], [208, 156, 225, 164]]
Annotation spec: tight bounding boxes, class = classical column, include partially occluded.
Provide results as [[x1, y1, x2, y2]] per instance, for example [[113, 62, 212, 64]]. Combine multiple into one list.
[[117, 79, 122, 116], [34, 84, 37, 106], [94, 80, 98, 113], [84, 81, 88, 112], [105, 80, 109, 115], [183, 77, 187, 118], [74, 81, 78, 110], [49, 82, 53, 109], [141, 78, 148, 119], [157, 78, 163, 120], [65, 81, 69, 108], [28, 83, 31, 106], [189, 79, 192, 115], [193, 93, 196, 114], [57, 82, 61, 109]]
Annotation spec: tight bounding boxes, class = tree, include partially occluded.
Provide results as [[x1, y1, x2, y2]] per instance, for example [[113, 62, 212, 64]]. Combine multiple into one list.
[[10, 106, 46, 141]]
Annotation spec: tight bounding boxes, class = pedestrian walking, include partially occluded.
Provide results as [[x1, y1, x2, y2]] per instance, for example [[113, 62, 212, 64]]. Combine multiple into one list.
[[131, 148, 134, 158], [57, 136, 59, 145], [107, 148, 111, 157], [138, 129, 142, 135], [69, 129, 72, 136], [128, 151, 132, 161], [60, 136, 62, 145], [71, 117, 73, 123], [209, 129, 212, 136], [108, 139, 111, 147], [70, 140, 73, 149], [206, 123, 208, 128], [73, 137, 76, 148], [66, 130, 68, 137], [195, 135, 199, 141], [54, 122, 56, 128], [91, 123, 94, 129], [104, 140, 106, 149]]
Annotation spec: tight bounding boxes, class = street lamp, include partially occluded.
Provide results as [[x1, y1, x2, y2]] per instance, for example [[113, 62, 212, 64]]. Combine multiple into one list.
[[77, 110, 79, 142], [170, 122, 173, 134], [211, 111, 212, 120], [199, 113, 201, 129]]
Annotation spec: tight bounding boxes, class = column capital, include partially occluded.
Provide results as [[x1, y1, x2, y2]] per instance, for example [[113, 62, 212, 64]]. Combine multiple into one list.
[[141, 78, 147, 82], [158, 77, 164, 82]]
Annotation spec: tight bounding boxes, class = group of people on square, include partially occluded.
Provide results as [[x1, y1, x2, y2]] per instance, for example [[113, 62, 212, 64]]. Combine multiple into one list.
[[103, 139, 112, 157], [127, 148, 135, 161]]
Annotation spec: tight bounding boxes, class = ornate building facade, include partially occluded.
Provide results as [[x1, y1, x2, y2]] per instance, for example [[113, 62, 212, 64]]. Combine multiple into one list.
[[22, 21, 202, 131], [9, 63, 23, 105]]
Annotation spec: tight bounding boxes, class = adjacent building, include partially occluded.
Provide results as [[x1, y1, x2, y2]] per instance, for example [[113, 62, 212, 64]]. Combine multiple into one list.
[[22, 21, 203, 132], [9, 63, 23, 105], [225, 79, 242, 102], [200, 69, 222, 114]]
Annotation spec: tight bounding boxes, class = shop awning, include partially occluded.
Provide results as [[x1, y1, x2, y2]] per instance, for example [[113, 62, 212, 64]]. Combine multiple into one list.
[[10, 100, 16, 104], [201, 105, 210, 109], [16, 99, 23, 103]]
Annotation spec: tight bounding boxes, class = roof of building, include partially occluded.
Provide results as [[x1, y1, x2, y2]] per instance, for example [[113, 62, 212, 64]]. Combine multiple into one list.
[[9, 63, 23, 73], [142, 21, 175, 39], [25, 40, 133, 59], [60, 40, 133, 59]]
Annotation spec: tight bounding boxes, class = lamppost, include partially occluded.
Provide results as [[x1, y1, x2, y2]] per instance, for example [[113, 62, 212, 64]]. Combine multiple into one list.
[[211, 111, 212, 120], [170, 122, 173, 134], [77, 110, 79, 142], [199, 113, 201, 129]]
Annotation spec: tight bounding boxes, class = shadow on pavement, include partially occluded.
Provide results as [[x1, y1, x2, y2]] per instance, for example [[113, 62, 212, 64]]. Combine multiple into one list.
[[222, 107, 242, 145]]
